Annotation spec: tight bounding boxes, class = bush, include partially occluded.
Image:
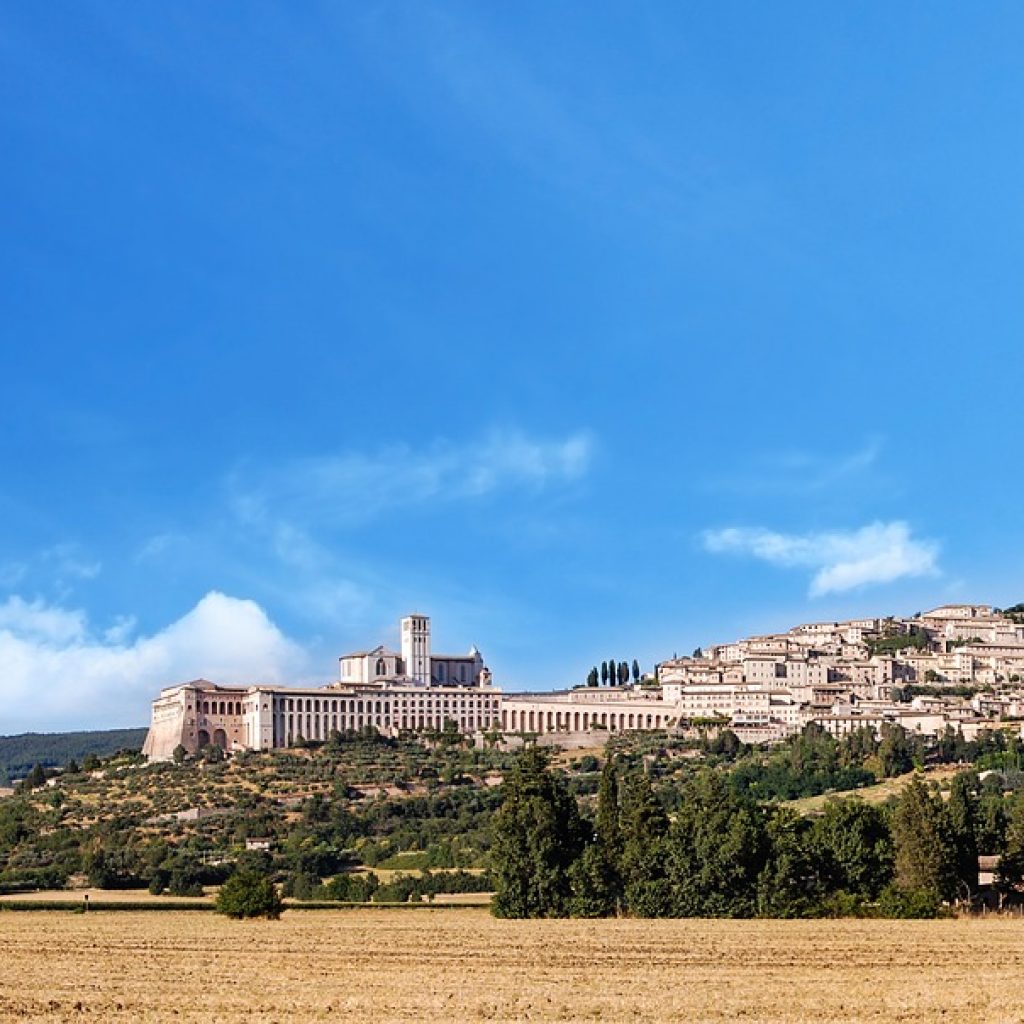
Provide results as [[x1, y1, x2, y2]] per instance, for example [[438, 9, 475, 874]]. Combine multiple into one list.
[[215, 871, 283, 920], [877, 884, 945, 919]]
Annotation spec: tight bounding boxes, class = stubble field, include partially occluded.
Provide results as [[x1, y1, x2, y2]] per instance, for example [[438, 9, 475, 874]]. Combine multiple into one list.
[[1, 909, 1023, 1023]]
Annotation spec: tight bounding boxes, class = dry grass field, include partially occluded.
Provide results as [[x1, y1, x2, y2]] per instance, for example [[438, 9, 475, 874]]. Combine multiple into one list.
[[785, 764, 964, 815], [1, 909, 1024, 1023]]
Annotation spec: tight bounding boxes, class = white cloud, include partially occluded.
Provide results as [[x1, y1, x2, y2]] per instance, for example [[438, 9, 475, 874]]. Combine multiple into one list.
[[0, 596, 88, 645], [702, 520, 940, 597], [232, 428, 594, 528], [0, 592, 308, 732]]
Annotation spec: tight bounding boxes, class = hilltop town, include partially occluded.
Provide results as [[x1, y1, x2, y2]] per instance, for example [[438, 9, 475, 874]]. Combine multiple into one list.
[[142, 603, 1024, 760], [656, 602, 1024, 744]]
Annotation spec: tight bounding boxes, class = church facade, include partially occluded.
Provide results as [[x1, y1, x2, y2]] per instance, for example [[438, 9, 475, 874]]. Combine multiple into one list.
[[143, 614, 500, 761]]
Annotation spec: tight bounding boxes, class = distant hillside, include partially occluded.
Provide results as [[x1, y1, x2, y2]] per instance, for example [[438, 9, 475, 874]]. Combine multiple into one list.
[[0, 728, 148, 783]]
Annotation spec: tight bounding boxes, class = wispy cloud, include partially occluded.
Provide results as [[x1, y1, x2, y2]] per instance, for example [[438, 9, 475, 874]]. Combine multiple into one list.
[[702, 520, 940, 597], [0, 543, 102, 599], [703, 437, 884, 496], [0, 592, 308, 731], [231, 428, 594, 529]]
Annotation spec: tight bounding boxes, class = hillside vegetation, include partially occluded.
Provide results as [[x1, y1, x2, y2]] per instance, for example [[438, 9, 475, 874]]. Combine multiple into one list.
[[3, 722, 1024, 913], [0, 728, 148, 785]]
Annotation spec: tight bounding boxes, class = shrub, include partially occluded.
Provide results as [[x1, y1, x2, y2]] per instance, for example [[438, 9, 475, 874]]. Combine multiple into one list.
[[215, 871, 283, 920], [877, 884, 945, 919]]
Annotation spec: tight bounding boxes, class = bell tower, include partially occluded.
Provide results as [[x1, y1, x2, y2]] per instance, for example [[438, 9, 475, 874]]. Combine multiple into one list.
[[401, 614, 431, 686]]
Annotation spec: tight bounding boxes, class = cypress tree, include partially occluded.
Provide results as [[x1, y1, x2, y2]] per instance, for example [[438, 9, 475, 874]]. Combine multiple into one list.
[[569, 759, 622, 918], [491, 748, 584, 918], [891, 776, 957, 903], [618, 767, 671, 915], [946, 773, 980, 902], [595, 759, 622, 861]]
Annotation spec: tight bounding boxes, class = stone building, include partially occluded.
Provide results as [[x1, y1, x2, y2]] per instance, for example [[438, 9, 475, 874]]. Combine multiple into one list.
[[143, 614, 499, 761], [143, 604, 1024, 762]]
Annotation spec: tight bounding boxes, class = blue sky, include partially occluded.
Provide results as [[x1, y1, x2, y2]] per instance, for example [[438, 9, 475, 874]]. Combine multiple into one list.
[[3, 3, 1024, 731]]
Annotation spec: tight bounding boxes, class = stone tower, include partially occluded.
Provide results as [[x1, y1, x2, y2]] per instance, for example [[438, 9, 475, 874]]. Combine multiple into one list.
[[401, 614, 431, 686]]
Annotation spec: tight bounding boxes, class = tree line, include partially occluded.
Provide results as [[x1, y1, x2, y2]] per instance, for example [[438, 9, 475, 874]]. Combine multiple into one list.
[[490, 747, 1024, 919], [585, 660, 642, 687]]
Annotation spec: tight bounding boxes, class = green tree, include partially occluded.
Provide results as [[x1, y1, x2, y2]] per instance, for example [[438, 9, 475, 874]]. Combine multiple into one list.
[[24, 764, 47, 790], [600, 662, 609, 686], [891, 776, 956, 904], [946, 773, 980, 902], [490, 748, 584, 918], [976, 795, 1009, 855], [586, 667, 599, 688], [618, 768, 670, 915], [215, 870, 284, 919], [810, 798, 893, 899], [757, 807, 822, 918], [995, 795, 1024, 900], [877, 724, 916, 777], [570, 757, 624, 917], [203, 743, 225, 764], [631, 659, 641, 684], [665, 771, 769, 917], [567, 842, 619, 918], [595, 759, 622, 862], [172, 745, 187, 765]]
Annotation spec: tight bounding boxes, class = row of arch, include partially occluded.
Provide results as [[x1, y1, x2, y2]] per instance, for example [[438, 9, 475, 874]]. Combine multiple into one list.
[[201, 700, 242, 716], [500, 707, 666, 733], [274, 712, 496, 745], [196, 728, 227, 749]]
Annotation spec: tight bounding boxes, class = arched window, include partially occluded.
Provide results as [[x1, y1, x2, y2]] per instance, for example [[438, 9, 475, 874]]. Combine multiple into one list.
[[376, 658, 387, 676]]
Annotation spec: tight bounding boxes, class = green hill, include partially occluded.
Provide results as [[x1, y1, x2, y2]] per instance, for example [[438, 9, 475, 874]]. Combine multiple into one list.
[[0, 728, 148, 784]]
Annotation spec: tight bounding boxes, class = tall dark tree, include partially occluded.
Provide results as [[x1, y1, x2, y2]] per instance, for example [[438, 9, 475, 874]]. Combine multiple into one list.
[[491, 748, 584, 918], [586, 667, 599, 688], [617, 661, 630, 686], [891, 776, 957, 903], [631, 659, 641, 684], [600, 662, 609, 686], [946, 772, 980, 902], [569, 759, 622, 917], [595, 759, 622, 862], [618, 768, 670, 915]]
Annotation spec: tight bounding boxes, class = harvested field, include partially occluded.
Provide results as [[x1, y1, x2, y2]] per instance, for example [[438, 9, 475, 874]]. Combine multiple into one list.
[[785, 764, 963, 815], [1, 909, 1024, 1022]]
